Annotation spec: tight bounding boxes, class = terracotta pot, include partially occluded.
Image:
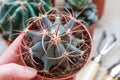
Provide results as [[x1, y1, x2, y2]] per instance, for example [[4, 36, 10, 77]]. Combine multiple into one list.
[[93, 0, 106, 19], [87, 23, 96, 37], [51, 0, 55, 6], [32, 72, 75, 80]]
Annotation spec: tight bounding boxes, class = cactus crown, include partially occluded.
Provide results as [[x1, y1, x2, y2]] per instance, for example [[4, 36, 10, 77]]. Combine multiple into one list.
[[21, 7, 91, 78], [0, 0, 52, 41]]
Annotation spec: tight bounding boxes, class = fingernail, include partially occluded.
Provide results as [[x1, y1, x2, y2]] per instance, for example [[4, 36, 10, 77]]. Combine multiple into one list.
[[25, 67, 37, 76]]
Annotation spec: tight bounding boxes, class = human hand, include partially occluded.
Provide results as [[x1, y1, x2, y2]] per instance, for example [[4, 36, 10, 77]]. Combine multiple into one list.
[[0, 33, 25, 64], [0, 63, 37, 80], [0, 33, 37, 80]]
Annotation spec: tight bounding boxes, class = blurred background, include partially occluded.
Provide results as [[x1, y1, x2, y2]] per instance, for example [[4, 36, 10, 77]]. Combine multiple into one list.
[[91, 0, 120, 80], [0, 0, 120, 80]]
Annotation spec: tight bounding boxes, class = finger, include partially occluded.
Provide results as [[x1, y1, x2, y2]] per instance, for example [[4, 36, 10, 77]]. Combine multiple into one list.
[[0, 33, 25, 65], [0, 63, 37, 80]]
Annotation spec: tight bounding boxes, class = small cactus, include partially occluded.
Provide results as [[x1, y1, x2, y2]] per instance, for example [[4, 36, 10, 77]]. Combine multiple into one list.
[[64, 0, 98, 26], [0, 0, 52, 41], [21, 7, 91, 78]]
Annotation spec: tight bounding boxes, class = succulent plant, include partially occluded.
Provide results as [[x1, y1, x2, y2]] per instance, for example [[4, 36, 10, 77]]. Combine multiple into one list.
[[21, 7, 91, 78], [64, 0, 98, 26], [0, 0, 52, 41]]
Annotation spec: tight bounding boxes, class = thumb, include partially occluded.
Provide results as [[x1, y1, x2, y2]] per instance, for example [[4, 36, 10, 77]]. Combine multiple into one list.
[[0, 63, 37, 80]]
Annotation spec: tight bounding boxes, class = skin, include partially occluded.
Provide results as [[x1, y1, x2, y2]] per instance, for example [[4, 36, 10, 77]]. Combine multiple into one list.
[[0, 33, 37, 80]]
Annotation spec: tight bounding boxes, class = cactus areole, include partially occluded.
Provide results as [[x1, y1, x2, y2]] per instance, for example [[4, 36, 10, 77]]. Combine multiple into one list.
[[21, 7, 92, 79]]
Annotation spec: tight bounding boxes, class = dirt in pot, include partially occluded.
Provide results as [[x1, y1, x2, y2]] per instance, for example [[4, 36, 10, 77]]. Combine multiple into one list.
[[20, 7, 91, 79]]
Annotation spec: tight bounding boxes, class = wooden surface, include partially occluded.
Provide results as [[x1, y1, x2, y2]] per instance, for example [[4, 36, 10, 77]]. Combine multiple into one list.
[[102, 74, 115, 80]]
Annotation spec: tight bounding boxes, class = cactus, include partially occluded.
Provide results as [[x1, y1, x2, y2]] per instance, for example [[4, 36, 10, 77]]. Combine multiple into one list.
[[64, 0, 98, 26], [21, 7, 91, 78], [0, 0, 52, 41]]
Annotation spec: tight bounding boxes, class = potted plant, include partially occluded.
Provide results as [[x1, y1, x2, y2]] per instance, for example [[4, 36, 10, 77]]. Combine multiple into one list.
[[19, 7, 92, 80], [0, 0, 52, 42]]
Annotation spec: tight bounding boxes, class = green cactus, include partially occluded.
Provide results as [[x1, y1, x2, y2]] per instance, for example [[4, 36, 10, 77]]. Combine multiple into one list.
[[64, 0, 98, 26], [21, 7, 91, 78], [0, 0, 52, 41]]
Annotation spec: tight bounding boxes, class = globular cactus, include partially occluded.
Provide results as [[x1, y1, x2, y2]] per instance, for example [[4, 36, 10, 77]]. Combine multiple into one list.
[[21, 7, 91, 78], [0, 0, 52, 41], [64, 0, 98, 26]]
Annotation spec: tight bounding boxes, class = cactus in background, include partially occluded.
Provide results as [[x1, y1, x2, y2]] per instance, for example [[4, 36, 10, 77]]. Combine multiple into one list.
[[0, 0, 52, 41], [64, 0, 98, 26], [21, 7, 91, 78]]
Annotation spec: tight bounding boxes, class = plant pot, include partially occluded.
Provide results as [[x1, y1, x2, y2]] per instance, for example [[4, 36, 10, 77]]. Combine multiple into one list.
[[93, 0, 105, 19], [33, 74, 75, 80], [19, 8, 92, 80], [51, 0, 55, 6], [87, 23, 96, 37]]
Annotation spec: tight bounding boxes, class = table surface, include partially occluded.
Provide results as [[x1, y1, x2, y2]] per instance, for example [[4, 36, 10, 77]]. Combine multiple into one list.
[[0, 0, 120, 80], [91, 0, 120, 80]]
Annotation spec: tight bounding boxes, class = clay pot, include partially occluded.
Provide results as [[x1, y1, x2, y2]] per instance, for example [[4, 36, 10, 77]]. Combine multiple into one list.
[[87, 23, 96, 37], [93, 0, 106, 19], [33, 75, 75, 80]]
